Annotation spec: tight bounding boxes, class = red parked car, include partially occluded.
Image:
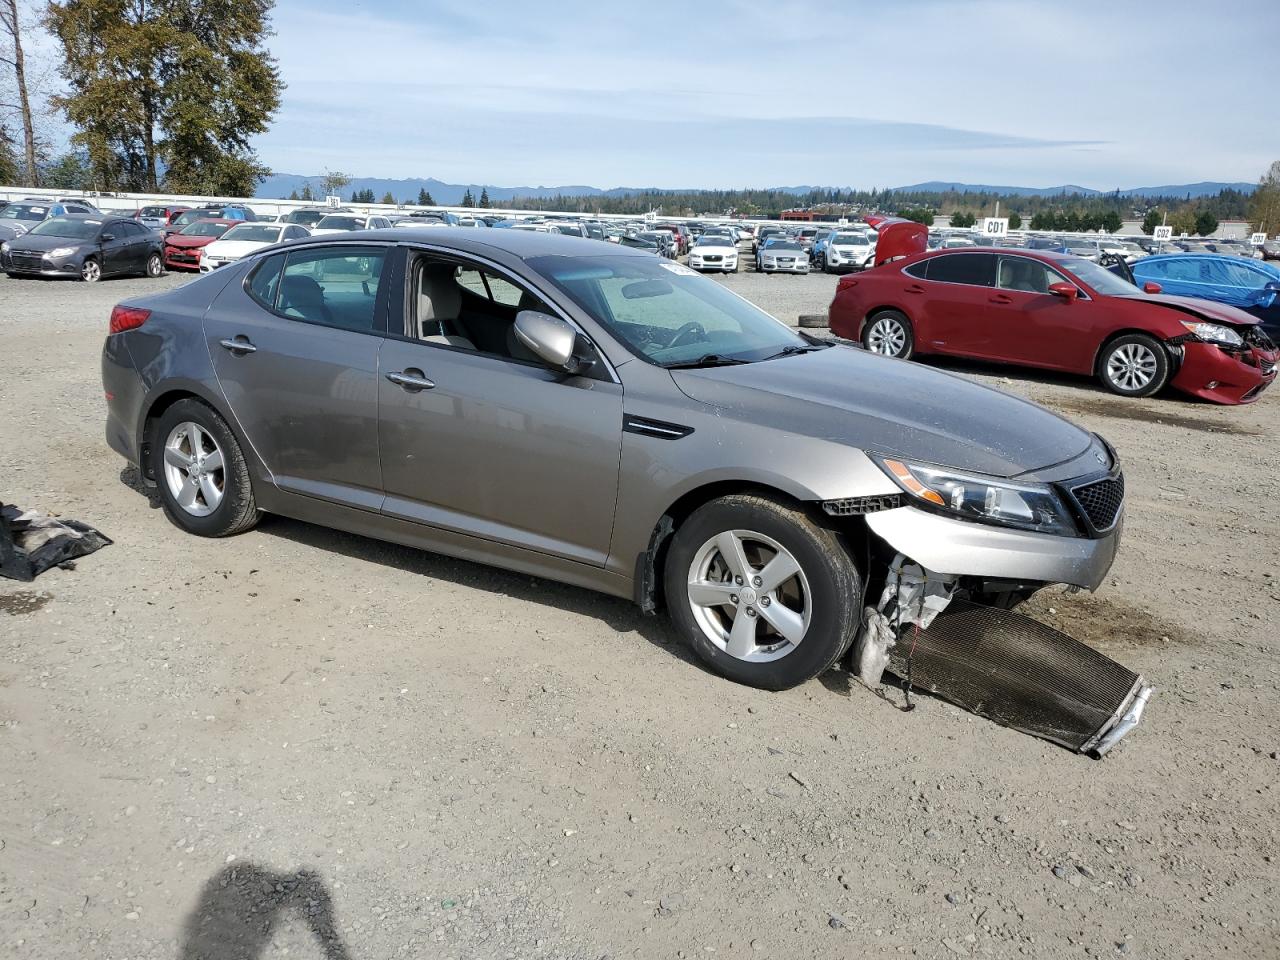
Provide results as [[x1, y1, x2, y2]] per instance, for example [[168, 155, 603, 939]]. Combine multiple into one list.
[[162, 219, 236, 271], [828, 245, 1277, 404]]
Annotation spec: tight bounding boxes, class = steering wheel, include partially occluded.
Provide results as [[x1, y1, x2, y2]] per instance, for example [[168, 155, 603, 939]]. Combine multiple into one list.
[[668, 321, 707, 349]]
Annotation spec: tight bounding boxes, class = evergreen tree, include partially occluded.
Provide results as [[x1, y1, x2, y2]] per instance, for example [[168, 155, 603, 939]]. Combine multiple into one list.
[[461, 189, 475, 207], [1141, 209, 1163, 235], [417, 187, 429, 205], [47, 0, 281, 194], [288, 189, 299, 200], [479, 187, 490, 208], [381, 191, 395, 204], [1194, 210, 1218, 236], [0, 122, 19, 184], [300, 182, 314, 201], [1007, 212, 1022, 230]]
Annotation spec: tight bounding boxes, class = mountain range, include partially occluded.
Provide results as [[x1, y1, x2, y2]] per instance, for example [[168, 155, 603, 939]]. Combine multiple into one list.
[[254, 173, 1256, 205]]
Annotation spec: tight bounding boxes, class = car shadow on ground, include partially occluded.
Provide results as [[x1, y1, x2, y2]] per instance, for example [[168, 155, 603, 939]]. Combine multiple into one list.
[[178, 863, 352, 960], [255, 512, 702, 670]]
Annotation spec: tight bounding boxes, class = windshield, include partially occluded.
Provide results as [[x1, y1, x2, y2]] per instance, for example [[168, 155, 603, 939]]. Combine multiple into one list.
[[221, 224, 282, 243], [764, 240, 802, 251], [179, 221, 231, 238], [316, 216, 364, 230], [832, 233, 869, 246], [139, 206, 170, 218], [1062, 257, 1141, 296], [172, 210, 208, 227], [528, 255, 807, 366], [28, 216, 101, 239], [696, 235, 732, 246], [286, 209, 327, 226], [1, 203, 48, 221]]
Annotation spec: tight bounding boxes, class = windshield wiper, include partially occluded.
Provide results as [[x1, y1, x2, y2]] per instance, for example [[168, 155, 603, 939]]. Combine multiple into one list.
[[760, 343, 830, 361], [664, 353, 751, 369]]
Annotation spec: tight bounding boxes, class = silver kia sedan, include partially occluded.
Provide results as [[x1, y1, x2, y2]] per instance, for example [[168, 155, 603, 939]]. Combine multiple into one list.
[[102, 229, 1123, 691]]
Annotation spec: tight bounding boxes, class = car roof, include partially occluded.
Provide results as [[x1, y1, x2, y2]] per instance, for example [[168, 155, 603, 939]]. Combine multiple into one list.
[[281, 226, 650, 260]]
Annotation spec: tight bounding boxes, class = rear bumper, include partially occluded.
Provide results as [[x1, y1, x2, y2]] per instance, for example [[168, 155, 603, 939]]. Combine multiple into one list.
[[1170, 342, 1277, 404], [865, 505, 1121, 591], [102, 335, 147, 465]]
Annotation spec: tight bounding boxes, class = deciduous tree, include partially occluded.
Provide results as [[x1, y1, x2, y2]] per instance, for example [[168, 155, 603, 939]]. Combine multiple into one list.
[[46, 0, 282, 195], [0, 119, 17, 182], [0, 0, 40, 185], [1247, 161, 1280, 236], [321, 170, 351, 198]]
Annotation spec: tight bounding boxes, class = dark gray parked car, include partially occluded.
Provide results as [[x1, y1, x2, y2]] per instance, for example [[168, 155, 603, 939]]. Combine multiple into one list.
[[3, 214, 164, 281], [102, 229, 1124, 691]]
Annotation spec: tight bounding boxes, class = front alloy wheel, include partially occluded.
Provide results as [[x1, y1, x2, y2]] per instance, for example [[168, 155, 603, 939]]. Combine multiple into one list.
[[81, 258, 101, 282], [1099, 333, 1169, 398], [687, 529, 811, 663], [145, 253, 164, 277], [664, 494, 862, 690]]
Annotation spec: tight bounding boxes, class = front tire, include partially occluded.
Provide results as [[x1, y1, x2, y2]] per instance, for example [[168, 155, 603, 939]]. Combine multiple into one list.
[[153, 399, 259, 537], [81, 258, 101, 283], [145, 252, 164, 278], [862, 310, 914, 359], [1098, 333, 1169, 397], [663, 495, 862, 690]]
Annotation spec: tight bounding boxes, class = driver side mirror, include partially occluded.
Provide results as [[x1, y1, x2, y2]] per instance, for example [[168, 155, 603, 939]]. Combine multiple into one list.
[[1142, 281, 1162, 295], [100, 232, 115, 242], [514, 311, 595, 375], [1264, 281, 1280, 293], [1047, 282, 1079, 301]]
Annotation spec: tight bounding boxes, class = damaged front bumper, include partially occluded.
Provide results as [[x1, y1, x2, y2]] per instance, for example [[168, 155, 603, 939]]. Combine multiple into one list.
[[864, 503, 1121, 591]]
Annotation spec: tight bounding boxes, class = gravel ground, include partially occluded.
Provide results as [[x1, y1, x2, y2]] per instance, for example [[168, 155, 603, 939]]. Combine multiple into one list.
[[1, 265, 1278, 960]]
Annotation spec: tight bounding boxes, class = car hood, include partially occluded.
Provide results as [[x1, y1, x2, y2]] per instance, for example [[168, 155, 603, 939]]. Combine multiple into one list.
[[1134, 294, 1261, 327], [204, 239, 271, 257], [670, 345, 1094, 478], [692, 246, 737, 255], [166, 234, 221, 248], [5, 233, 93, 253]]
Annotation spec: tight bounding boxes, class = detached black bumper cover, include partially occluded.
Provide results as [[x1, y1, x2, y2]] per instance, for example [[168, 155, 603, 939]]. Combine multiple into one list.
[[887, 599, 1152, 756]]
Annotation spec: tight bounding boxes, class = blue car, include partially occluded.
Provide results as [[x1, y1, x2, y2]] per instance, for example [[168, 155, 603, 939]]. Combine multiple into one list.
[[1131, 254, 1280, 342]]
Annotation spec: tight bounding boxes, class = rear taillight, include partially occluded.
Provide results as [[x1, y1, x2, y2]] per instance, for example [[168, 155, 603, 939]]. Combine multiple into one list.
[[109, 305, 150, 334]]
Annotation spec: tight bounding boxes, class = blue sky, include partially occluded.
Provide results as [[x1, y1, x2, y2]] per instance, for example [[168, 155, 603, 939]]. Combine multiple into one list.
[[261, 0, 1279, 190]]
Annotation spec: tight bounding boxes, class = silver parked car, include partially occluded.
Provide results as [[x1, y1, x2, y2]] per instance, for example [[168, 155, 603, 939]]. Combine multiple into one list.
[[102, 229, 1123, 691]]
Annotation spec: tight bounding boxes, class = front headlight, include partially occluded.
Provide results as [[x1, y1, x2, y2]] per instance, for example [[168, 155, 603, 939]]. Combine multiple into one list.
[[0, 242, 9, 253], [1181, 321, 1243, 347], [875, 456, 1079, 537], [46, 246, 77, 259]]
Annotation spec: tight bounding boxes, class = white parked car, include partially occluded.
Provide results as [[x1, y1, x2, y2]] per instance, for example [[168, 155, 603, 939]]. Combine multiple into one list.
[[820, 231, 876, 273], [688, 234, 739, 273], [308, 213, 393, 236], [198, 222, 311, 272], [757, 238, 810, 274]]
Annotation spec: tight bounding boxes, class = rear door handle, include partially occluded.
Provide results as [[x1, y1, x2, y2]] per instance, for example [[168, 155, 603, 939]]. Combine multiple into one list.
[[905, 284, 925, 294], [386, 368, 435, 391], [989, 294, 1014, 304], [219, 337, 257, 354]]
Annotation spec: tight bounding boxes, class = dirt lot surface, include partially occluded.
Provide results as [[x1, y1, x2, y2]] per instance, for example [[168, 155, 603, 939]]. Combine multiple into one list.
[[1, 266, 1277, 960]]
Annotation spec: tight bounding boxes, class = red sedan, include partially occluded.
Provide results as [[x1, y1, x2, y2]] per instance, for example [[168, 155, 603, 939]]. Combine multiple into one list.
[[162, 219, 236, 272], [828, 246, 1277, 404]]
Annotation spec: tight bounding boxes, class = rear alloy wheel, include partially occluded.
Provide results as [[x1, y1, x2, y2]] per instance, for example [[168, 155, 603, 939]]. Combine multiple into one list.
[[154, 398, 259, 537], [145, 253, 164, 278], [81, 258, 101, 283], [664, 495, 862, 690], [1099, 333, 1169, 398], [862, 310, 914, 359]]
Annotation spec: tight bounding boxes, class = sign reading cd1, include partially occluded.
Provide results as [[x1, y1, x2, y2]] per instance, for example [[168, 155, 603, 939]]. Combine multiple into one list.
[[981, 217, 1009, 237]]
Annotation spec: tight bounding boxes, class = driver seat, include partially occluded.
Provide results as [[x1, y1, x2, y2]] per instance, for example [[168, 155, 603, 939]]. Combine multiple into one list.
[[418, 266, 476, 349]]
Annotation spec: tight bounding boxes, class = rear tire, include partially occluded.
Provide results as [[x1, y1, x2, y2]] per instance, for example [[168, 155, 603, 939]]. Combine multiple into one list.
[[1098, 333, 1169, 398], [862, 309, 914, 359], [663, 495, 862, 691], [153, 399, 259, 537]]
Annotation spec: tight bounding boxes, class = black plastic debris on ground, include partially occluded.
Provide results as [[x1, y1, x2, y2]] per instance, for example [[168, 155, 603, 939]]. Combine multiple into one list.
[[887, 598, 1147, 754], [0, 502, 112, 582]]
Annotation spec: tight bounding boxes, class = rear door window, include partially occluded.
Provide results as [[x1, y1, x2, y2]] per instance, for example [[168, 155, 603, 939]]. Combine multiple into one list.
[[278, 247, 387, 332], [246, 253, 287, 309], [925, 252, 996, 287]]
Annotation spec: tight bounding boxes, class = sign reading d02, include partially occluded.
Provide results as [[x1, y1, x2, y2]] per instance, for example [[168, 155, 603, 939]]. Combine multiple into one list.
[[1152, 225, 1173, 242], [1250, 232, 1268, 245], [981, 217, 1009, 237]]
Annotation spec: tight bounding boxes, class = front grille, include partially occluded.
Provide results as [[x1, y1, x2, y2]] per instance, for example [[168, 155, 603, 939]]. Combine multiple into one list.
[[10, 251, 44, 269], [1070, 474, 1124, 532], [702, 255, 722, 262]]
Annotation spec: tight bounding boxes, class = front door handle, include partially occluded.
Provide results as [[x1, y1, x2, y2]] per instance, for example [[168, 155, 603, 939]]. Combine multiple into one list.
[[219, 336, 257, 354], [386, 368, 435, 391], [989, 294, 1014, 304]]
